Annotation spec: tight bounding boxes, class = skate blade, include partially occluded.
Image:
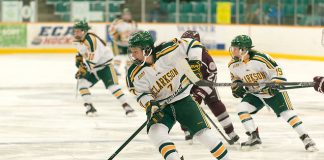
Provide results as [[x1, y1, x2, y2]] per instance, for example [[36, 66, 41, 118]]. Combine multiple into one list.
[[186, 139, 193, 145], [86, 112, 98, 117], [241, 144, 261, 151], [126, 111, 137, 117], [306, 146, 319, 152]]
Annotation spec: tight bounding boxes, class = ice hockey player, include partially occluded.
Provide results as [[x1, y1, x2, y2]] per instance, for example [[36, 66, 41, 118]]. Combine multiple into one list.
[[228, 34, 318, 151], [73, 19, 135, 117], [126, 31, 230, 160], [180, 30, 239, 144], [109, 8, 137, 74], [313, 76, 324, 93]]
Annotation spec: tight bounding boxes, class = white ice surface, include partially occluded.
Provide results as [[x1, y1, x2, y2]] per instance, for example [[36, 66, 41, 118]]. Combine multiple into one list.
[[1, 54, 324, 160]]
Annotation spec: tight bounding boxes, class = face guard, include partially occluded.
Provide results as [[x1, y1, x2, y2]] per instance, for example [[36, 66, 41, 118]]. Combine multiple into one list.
[[128, 31, 154, 66], [229, 35, 253, 61], [73, 19, 91, 40]]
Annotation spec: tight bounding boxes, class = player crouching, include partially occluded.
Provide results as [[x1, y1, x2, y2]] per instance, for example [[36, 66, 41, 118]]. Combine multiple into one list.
[[228, 35, 318, 152], [73, 20, 135, 117]]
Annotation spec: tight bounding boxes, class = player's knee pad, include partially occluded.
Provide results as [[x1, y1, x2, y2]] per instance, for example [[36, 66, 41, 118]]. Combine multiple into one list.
[[78, 79, 92, 89], [194, 128, 222, 150], [148, 124, 171, 147], [236, 102, 257, 114], [108, 84, 121, 92], [280, 110, 297, 121]]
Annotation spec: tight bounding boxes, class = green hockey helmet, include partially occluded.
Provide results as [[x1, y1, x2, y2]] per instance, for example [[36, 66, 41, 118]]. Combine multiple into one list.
[[128, 31, 154, 50], [73, 19, 91, 32], [231, 35, 253, 50]]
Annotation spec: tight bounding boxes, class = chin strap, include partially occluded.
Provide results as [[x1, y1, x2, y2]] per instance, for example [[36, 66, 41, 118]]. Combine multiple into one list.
[[140, 48, 152, 66], [239, 49, 249, 62]]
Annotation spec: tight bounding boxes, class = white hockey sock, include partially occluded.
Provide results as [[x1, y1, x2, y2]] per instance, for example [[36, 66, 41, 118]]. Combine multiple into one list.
[[79, 88, 92, 103], [217, 112, 233, 131], [238, 111, 257, 133], [148, 124, 181, 160], [108, 85, 126, 103], [280, 110, 306, 136], [195, 128, 229, 160]]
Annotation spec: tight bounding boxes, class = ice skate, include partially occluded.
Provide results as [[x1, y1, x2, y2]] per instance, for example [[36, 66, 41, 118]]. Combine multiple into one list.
[[122, 103, 136, 117], [84, 103, 97, 116], [228, 133, 240, 145], [241, 130, 261, 151], [300, 134, 318, 152], [184, 131, 193, 145]]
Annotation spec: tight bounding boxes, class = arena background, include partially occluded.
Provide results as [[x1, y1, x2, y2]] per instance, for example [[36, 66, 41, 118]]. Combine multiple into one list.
[[0, 1, 324, 160]]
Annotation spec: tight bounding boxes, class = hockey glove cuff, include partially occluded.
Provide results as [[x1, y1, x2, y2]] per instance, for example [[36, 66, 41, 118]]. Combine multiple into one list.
[[146, 101, 164, 124], [260, 86, 280, 96], [75, 53, 83, 68], [75, 65, 90, 79]]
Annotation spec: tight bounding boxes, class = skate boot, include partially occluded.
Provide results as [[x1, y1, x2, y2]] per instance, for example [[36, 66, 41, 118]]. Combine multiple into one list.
[[180, 156, 184, 160], [84, 103, 97, 116], [300, 134, 318, 152], [122, 103, 136, 117], [228, 132, 240, 145], [241, 129, 261, 150], [184, 131, 193, 144]]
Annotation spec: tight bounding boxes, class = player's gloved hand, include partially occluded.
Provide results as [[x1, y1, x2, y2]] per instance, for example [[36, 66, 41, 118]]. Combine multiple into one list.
[[75, 65, 89, 79], [313, 76, 324, 93], [231, 80, 246, 98], [260, 86, 280, 96], [146, 101, 164, 124], [191, 86, 206, 104], [75, 53, 83, 68]]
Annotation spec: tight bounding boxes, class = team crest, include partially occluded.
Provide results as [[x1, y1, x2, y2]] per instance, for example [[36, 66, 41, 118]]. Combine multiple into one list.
[[138, 71, 145, 80]]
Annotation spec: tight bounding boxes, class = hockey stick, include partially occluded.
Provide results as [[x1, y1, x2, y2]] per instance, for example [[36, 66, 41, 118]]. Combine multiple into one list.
[[210, 82, 315, 87], [175, 54, 314, 89], [75, 78, 79, 99], [201, 108, 233, 145], [107, 121, 147, 160]]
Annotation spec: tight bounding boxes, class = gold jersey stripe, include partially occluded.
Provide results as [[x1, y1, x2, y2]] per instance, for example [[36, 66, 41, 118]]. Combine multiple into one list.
[[130, 65, 143, 81], [282, 91, 293, 109], [253, 56, 275, 69], [109, 64, 119, 84], [156, 43, 179, 59], [196, 104, 211, 129]]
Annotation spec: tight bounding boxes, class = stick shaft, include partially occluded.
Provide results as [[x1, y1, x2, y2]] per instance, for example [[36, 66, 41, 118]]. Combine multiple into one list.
[[201, 108, 233, 144], [214, 82, 315, 87], [108, 121, 147, 160]]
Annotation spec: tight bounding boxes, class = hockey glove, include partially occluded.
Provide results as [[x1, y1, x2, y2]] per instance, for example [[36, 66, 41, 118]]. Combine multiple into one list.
[[75, 53, 83, 68], [260, 86, 280, 96], [231, 80, 246, 98], [191, 86, 206, 105], [146, 101, 164, 124], [75, 65, 90, 79], [313, 76, 324, 93]]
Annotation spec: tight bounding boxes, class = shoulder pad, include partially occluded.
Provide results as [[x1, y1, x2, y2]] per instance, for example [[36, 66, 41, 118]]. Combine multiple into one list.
[[127, 63, 146, 82], [228, 58, 239, 68], [251, 52, 277, 69]]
